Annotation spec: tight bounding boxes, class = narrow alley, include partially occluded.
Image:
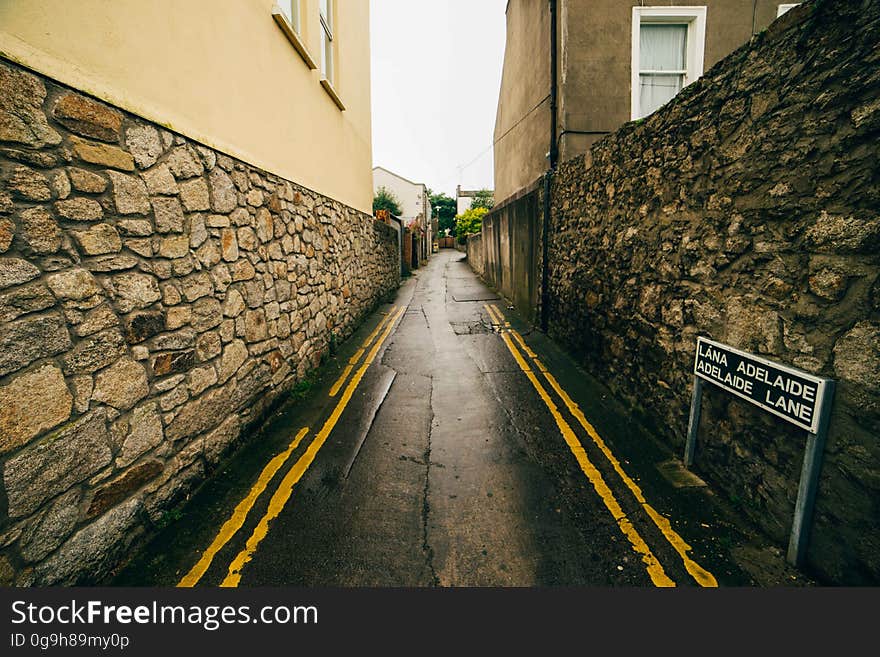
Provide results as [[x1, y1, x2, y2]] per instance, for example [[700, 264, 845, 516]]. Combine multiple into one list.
[[117, 250, 767, 587]]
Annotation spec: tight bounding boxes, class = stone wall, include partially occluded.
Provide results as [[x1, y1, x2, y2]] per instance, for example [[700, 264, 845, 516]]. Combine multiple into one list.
[[546, 0, 879, 583], [0, 58, 399, 585]]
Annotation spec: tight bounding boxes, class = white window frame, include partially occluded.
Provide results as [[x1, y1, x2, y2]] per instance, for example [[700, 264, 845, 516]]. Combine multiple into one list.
[[777, 3, 801, 17], [631, 6, 707, 120], [272, 1, 317, 70], [319, 0, 334, 85], [318, 0, 344, 110]]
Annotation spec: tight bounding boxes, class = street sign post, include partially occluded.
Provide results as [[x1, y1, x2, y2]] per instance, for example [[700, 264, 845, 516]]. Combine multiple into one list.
[[684, 337, 836, 567]]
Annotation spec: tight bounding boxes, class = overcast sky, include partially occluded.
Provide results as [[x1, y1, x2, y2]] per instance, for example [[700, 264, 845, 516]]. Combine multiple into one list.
[[370, 0, 507, 198]]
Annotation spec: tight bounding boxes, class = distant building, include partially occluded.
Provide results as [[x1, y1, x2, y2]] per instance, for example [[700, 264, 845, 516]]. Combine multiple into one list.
[[456, 186, 493, 215], [372, 166, 432, 263], [494, 0, 800, 202]]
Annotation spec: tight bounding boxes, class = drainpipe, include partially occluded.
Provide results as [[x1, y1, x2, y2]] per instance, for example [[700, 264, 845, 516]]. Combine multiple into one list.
[[541, 0, 558, 332]]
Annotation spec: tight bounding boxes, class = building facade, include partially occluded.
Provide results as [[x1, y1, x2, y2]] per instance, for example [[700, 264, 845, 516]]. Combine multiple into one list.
[[0, 0, 373, 213], [0, 0, 401, 585], [494, 0, 801, 202], [372, 166, 432, 263]]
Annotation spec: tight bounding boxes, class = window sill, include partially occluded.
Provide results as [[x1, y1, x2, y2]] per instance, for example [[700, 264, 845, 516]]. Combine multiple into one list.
[[320, 78, 346, 111], [272, 5, 317, 70]]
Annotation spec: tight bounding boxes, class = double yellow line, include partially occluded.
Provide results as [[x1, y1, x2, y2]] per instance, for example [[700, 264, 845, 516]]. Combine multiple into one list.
[[179, 306, 405, 587], [484, 303, 717, 588]]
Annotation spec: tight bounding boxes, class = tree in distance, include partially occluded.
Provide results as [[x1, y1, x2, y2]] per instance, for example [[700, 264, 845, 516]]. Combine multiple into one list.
[[428, 188, 457, 235], [470, 189, 495, 211], [373, 186, 402, 216]]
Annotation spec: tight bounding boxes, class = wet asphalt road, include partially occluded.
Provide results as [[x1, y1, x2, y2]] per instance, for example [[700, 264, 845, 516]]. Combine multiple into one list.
[[117, 250, 782, 587]]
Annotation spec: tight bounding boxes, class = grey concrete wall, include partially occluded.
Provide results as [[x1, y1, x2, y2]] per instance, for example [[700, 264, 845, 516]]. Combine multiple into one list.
[[476, 183, 542, 324], [0, 58, 400, 585]]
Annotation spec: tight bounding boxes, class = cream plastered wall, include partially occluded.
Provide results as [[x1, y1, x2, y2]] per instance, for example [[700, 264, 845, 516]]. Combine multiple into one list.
[[0, 0, 373, 213]]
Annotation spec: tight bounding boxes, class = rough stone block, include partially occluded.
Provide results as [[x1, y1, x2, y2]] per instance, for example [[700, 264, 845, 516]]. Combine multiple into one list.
[[216, 339, 248, 384], [0, 62, 61, 145], [0, 257, 40, 289], [46, 268, 101, 301], [141, 164, 178, 195], [20, 207, 62, 254], [209, 168, 237, 213], [220, 227, 239, 262], [108, 171, 150, 215], [53, 92, 122, 142], [92, 357, 149, 410], [124, 310, 165, 343], [191, 297, 222, 332], [190, 214, 208, 248], [231, 259, 255, 281], [237, 226, 258, 251], [54, 197, 103, 221], [204, 415, 241, 465], [125, 124, 163, 169], [6, 165, 52, 201], [152, 350, 196, 377], [159, 235, 190, 259], [196, 331, 222, 361], [223, 288, 245, 318], [151, 196, 185, 233], [116, 402, 164, 467], [63, 328, 127, 375], [69, 136, 134, 171], [19, 489, 82, 563], [87, 460, 163, 518], [4, 409, 112, 519], [0, 281, 55, 322], [179, 177, 210, 212], [165, 305, 191, 330], [834, 322, 880, 391], [0, 218, 13, 252], [166, 146, 204, 179], [68, 167, 107, 193], [71, 223, 122, 256], [33, 497, 142, 585], [0, 363, 73, 454], [165, 382, 234, 442], [73, 304, 118, 337], [103, 272, 160, 313], [180, 271, 213, 302], [188, 365, 218, 396], [0, 312, 71, 378]]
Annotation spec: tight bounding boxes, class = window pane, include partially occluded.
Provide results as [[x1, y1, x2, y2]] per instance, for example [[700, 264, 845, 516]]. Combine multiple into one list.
[[321, 30, 333, 83], [639, 73, 683, 117], [640, 24, 687, 71]]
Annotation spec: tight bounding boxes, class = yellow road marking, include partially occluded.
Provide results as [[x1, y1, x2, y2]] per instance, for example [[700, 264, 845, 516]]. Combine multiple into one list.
[[487, 305, 674, 587], [329, 309, 395, 397], [489, 298, 717, 587], [485, 303, 510, 329], [524, 345, 718, 588], [177, 426, 311, 587], [221, 305, 407, 587]]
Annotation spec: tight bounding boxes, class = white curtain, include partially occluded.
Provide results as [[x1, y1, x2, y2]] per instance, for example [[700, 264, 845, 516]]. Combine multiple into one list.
[[638, 24, 687, 118]]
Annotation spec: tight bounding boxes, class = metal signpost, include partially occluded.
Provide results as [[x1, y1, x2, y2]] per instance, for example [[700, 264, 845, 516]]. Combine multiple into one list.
[[684, 336, 836, 568]]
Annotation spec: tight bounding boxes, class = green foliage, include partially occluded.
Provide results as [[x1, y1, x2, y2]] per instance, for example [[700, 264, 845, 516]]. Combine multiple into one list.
[[428, 188, 457, 235], [470, 189, 495, 211], [454, 206, 488, 241], [373, 186, 402, 216]]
